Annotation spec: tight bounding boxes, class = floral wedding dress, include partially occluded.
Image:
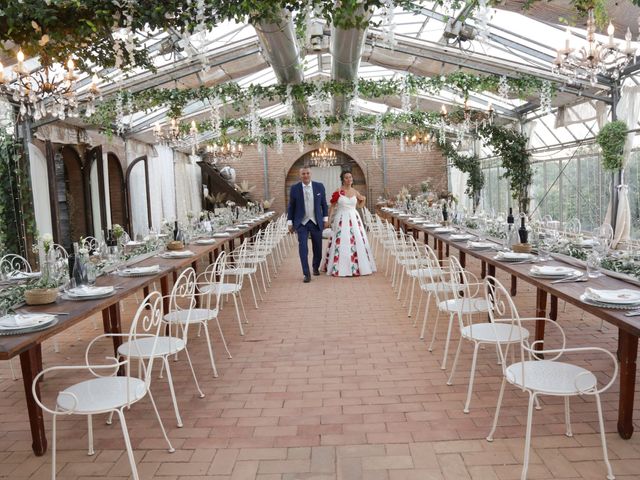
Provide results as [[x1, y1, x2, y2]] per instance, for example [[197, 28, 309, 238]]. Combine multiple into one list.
[[322, 194, 376, 277]]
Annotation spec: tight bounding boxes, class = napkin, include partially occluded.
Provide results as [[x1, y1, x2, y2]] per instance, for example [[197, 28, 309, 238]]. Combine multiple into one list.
[[213, 232, 231, 238], [530, 265, 576, 276], [236, 224, 249, 228], [496, 252, 532, 260], [163, 250, 194, 257], [468, 241, 495, 249], [0, 313, 55, 329], [423, 224, 442, 228], [195, 238, 217, 244], [450, 234, 474, 240], [434, 227, 454, 233], [68, 285, 114, 296], [584, 288, 640, 304], [121, 265, 160, 275]]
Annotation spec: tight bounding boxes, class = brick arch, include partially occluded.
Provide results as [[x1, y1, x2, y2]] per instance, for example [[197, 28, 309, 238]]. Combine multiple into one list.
[[107, 152, 127, 232], [284, 146, 368, 208], [59, 145, 89, 246], [282, 144, 368, 184]]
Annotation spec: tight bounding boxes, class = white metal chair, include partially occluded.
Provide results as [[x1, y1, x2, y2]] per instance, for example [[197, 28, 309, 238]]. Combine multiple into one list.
[[81, 236, 100, 253], [226, 238, 261, 309], [484, 276, 617, 480], [33, 291, 174, 480], [445, 261, 530, 414], [112, 268, 206, 428], [0, 253, 32, 278]]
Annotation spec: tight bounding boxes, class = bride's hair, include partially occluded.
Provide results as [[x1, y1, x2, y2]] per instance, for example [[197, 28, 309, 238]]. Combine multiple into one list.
[[340, 170, 352, 185]]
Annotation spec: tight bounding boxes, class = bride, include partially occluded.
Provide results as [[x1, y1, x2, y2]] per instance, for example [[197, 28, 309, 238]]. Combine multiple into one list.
[[322, 171, 376, 277]]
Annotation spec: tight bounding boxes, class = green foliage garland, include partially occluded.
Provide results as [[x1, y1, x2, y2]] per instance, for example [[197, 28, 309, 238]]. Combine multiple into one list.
[[440, 142, 484, 211], [596, 120, 627, 171], [0, 132, 36, 258], [478, 124, 533, 214]]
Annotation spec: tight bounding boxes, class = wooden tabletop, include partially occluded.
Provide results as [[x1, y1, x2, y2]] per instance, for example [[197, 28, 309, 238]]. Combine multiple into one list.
[[0, 214, 275, 360]]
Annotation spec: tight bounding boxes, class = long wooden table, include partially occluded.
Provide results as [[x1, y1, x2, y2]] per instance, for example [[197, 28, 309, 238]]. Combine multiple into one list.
[[381, 209, 640, 440], [0, 213, 275, 456]]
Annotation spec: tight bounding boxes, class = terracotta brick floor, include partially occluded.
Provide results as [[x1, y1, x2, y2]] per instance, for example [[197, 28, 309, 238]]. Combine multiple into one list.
[[1, 237, 640, 479]]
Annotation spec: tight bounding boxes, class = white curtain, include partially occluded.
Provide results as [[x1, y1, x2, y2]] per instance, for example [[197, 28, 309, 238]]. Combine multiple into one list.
[[148, 145, 176, 226], [128, 161, 149, 237], [89, 160, 103, 239], [310, 166, 341, 204], [27, 143, 53, 237], [605, 85, 640, 247], [174, 152, 201, 222], [449, 165, 470, 212]]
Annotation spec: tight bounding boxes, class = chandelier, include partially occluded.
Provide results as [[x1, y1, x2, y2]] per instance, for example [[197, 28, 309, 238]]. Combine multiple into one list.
[[0, 50, 101, 121], [153, 119, 199, 152], [400, 131, 437, 153], [201, 140, 243, 164], [553, 9, 637, 85], [310, 144, 337, 168]]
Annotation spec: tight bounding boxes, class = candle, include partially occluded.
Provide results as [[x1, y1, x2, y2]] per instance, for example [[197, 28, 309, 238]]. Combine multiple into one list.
[[625, 27, 632, 52], [564, 27, 571, 52], [0, 61, 4, 83], [440, 104, 447, 116], [607, 22, 615, 48], [16, 49, 25, 74]]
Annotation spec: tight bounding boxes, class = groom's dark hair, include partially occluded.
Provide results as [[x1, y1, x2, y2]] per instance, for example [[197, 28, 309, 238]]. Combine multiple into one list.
[[340, 169, 352, 184]]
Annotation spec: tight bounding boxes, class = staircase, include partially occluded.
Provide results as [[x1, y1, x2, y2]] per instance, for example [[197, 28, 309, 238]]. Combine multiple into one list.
[[198, 161, 248, 210]]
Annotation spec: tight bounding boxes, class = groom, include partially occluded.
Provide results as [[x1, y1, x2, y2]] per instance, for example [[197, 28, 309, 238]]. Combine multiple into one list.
[[287, 166, 329, 283]]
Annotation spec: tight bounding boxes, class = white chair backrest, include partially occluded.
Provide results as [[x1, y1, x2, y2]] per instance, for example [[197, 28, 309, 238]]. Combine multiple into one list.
[[166, 267, 197, 340], [200, 251, 227, 312], [0, 254, 32, 276], [52, 244, 69, 260], [82, 236, 100, 252]]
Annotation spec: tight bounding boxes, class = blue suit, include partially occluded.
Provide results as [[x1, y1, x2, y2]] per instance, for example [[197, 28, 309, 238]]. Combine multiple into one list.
[[287, 181, 328, 276]]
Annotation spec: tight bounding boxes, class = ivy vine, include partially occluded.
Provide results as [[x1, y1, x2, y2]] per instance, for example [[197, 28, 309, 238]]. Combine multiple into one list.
[[440, 142, 484, 211], [596, 120, 627, 171]]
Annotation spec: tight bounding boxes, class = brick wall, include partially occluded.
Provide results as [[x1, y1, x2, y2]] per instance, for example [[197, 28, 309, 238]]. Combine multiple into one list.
[[228, 140, 448, 214]]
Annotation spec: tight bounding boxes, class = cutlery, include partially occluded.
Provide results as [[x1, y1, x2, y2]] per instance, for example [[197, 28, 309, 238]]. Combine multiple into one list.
[[551, 276, 588, 284], [624, 310, 640, 317], [18, 310, 69, 315]]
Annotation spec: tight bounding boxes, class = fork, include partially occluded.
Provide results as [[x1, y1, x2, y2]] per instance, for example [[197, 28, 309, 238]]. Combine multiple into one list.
[[551, 275, 588, 284]]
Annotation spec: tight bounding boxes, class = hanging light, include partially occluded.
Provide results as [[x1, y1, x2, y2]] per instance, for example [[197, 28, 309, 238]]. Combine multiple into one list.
[[553, 9, 636, 85], [0, 49, 98, 121], [403, 131, 436, 153], [202, 140, 243, 164], [310, 144, 337, 168]]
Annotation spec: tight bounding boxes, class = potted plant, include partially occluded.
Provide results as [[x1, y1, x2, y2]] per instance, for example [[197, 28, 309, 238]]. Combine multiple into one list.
[[24, 233, 59, 305]]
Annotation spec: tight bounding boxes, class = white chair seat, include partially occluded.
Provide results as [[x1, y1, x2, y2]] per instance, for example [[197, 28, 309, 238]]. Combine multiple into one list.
[[57, 377, 146, 413], [461, 323, 529, 344], [200, 283, 241, 295], [164, 308, 218, 324], [409, 267, 442, 278], [118, 336, 186, 358], [439, 298, 489, 314], [506, 360, 597, 395], [226, 267, 257, 275]]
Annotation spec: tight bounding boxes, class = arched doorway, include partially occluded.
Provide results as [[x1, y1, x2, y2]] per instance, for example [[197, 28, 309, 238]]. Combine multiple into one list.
[[56, 145, 89, 249], [285, 149, 367, 206], [107, 153, 127, 231]]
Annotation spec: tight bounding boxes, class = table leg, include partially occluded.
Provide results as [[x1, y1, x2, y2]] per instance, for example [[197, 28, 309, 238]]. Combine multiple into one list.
[[459, 251, 466, 269], [21, 344, 47, 456], [618, 330, 637, 439], [161, 274, 170, 315], [549, 295, 558, 321], [481, 261, 486, 279], [510, 275, 517, 296], [445, 243, 449, 258], [534, 288, 547, 355], [437, 239, 443, 262]]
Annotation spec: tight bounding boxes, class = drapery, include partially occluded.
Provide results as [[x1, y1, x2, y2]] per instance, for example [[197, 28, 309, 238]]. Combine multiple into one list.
[[174, 152, 202, 222], [147, 145, 176, 227], [310, 166, 342, 204], [604, 85, 640, 247], [27, 143, 53, 236]]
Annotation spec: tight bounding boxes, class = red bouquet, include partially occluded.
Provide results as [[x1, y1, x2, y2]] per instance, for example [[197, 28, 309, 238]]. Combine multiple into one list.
[[330, 190, 345, 204]]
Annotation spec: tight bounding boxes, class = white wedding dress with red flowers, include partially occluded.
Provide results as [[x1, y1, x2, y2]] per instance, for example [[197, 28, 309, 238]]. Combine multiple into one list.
[[322, 195, 376, 277]]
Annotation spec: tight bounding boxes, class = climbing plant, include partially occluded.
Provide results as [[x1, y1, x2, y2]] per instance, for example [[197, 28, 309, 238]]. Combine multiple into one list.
[[596, 120, 627, 171], [440, 142, 484, 211]]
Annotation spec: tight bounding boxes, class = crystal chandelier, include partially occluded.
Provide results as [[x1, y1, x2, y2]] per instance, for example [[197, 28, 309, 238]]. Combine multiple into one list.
[[553, 9, 637, 85], [153, 119, 199, 152], [310, 144, 337, 168], [201, 140, 243, 164], [0, 50, 101, 121], [401, 131, 437, 153]]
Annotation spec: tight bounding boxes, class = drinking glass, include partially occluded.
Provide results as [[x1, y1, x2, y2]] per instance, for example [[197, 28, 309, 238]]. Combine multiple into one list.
[[586, 251, 603, 278]]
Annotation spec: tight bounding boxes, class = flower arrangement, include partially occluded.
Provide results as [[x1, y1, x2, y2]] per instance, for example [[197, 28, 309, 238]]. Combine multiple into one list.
[[262, 198, 275, 209], [226, 200, 236, 208], [112, 223, 124, 241], [41, 233, 53, 254]]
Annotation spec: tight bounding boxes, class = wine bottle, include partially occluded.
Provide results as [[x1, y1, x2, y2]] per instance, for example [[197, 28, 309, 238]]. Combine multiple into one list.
[[507, 207, 514, 226], [518, 216, 528, 244], [442, 203, 448, 222], [173, 221, 180, 241]]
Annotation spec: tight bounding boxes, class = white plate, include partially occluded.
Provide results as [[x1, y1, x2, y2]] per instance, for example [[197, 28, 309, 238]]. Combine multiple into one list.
[[398, 214, 410, 217], [7, 271, 41, 281], [63, 289, 116, 301], [125, 241, 145, 247], [213, 232, 231, 238], [236, 224, 250, 228], [118, 265, 160, 277], [584, 288, 640, 305], [450, 234, 474, 241], [67, 286, 115, 297], [423, 224, 442, 228], [495, 252, 534, 262], [573, 238, 596, 248], [195, 238, 217, 245], [580, 294, 640, 310], [529, 265, 580, 278], [434, 227, 455, 233], [226, 227, 241, 232], [160, 250, 195, 259], [0, 313, 56, 330], [468, 241, 496, 250]]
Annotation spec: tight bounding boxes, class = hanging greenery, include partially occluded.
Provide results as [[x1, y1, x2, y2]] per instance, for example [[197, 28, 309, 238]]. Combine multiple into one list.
[[478, 124, 533, 214], [596, 120, 627, 171], [0, 132, 36, 257], [90, 73, 547, 130], [440, 142, 484, 211]]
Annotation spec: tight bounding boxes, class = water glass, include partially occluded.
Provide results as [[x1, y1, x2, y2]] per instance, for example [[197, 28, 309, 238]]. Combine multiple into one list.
[[586, 251, 603, 278]]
